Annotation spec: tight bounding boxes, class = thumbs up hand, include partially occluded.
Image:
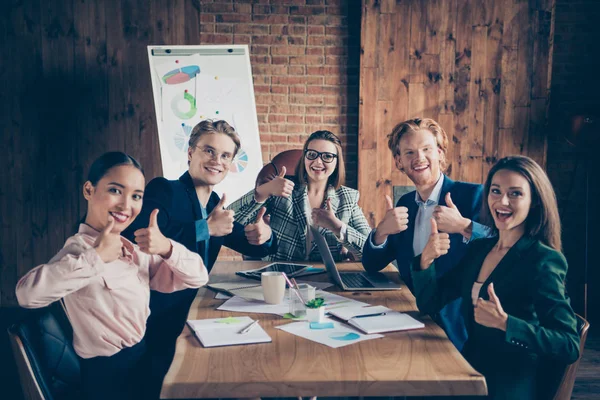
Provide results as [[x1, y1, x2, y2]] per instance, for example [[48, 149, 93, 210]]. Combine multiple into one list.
[[373, 195, 409, 245], [94, 216, 124, 263], [311, 198, 343, 235], [207, 194, 234, 237], [134, 209, 173, 257], [244, 207, 272, 245], [474, 283, 508, 331], [419, 218, 451, 270], [254, 166, 295, 203], [432, 192, 472, 236]]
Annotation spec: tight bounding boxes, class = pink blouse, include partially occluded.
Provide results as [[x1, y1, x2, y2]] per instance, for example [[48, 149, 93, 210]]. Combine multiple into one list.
[[16, 224, 209, 359]]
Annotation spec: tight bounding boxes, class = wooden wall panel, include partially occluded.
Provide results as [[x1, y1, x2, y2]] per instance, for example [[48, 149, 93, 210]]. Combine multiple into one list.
[[359, 0, 556, 226]]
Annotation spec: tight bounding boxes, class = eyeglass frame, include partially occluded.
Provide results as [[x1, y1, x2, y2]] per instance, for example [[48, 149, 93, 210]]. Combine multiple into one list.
[[193, 145, 235, 165], [304, 149, 338, 163]]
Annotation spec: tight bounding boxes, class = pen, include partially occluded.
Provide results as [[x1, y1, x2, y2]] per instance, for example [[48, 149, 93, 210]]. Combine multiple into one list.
[[239, 320, 259, 335], [351, 312, 387, 319], [282, 273, 306, 304]]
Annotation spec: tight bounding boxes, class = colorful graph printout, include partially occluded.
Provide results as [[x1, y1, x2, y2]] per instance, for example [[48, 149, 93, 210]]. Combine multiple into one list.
[[162, 65, 200, 84]]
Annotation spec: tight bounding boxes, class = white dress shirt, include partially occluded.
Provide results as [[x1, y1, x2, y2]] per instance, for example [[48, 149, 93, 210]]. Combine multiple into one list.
[[412, 173, 444, 256]]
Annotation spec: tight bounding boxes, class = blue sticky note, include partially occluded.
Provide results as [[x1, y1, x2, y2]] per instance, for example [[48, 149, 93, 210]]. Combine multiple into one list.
[[309, 322, 334, 329]]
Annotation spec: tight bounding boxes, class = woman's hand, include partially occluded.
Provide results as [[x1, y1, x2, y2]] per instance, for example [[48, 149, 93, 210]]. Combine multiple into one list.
[[474, 283, 508, 331], [254, 166, 295, 202], [419, 218, 450, 269], [134, 209, 173, 258], [94, 216, 124, 263], [312, 199, 343, 236]]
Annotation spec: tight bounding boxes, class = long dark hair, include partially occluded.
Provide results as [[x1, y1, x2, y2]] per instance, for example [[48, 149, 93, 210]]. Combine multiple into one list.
[[78, 152, 144, 229], [480, 156, 562, 251], [87, 152, 144, 185]]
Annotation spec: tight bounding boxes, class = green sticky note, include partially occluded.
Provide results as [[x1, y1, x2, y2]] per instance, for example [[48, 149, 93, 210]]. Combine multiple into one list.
[[215, 317, 242, 324]]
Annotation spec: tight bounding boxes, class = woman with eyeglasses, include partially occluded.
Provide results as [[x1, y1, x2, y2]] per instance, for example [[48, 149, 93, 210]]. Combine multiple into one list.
[[230, 130, 371, 261]]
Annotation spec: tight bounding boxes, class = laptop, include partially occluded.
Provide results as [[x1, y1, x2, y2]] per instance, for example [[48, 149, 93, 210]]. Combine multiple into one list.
[[310, 225, 401, 291]]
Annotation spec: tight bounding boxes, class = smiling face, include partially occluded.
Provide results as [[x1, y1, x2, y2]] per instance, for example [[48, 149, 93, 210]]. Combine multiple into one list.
[[83, 164, 145, 234], [487, 169, 532, 234], [304, 139, 338, 185], [394, 128, 443, 188], [187, 132, 237, 187]]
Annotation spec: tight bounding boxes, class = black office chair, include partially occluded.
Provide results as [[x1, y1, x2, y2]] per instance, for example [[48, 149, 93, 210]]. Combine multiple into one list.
[[8, 302, 82, 400]]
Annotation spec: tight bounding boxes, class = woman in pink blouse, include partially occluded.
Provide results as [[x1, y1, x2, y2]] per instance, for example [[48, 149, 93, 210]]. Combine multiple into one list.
[[16, 152, 209, 400]]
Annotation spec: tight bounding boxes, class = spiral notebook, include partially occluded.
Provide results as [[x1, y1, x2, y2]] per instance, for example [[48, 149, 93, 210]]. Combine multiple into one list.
[[187, 317, 272, 347], [329, 305, 424, 334]]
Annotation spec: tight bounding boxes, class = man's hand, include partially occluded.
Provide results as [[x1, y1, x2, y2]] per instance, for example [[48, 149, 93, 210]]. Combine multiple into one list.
[[254, 166, 295, 203], [244, 207, 272, 245], [94, 216, 123, 263], [311, 198, 343, 236], [207, 194, 234, 237], [134, 209, 173, 258], [474, 283, 508, 331], [419, 218, 450, 269], [373, 195, 409, 245], [433, 192, 472, 238]]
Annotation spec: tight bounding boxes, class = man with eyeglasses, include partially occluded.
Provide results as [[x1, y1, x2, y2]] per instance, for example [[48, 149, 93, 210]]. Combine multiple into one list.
[[123, 119, 277, 399]]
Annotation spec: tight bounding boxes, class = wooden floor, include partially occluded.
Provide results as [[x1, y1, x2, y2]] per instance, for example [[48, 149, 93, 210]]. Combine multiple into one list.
[[1, 307, 599, 399], [572, 333, 600, 399]]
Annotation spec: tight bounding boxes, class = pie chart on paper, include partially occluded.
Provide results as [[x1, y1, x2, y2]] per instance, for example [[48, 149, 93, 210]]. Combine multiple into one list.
[[229, 148, 249, 173], [162, 65, 200, 85], [173, 123, 193, 152], [171, 91, 197, 120]]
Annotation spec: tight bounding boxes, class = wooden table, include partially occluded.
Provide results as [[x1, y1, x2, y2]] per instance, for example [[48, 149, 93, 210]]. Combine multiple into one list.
[[161, 261, 487, 398]]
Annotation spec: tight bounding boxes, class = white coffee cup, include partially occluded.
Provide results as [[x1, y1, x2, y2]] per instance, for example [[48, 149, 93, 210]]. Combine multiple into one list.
[[261, 271, 286, 304]]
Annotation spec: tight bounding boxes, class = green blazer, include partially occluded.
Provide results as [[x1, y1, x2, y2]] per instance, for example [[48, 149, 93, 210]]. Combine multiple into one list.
[[411, 236, 580, 399]]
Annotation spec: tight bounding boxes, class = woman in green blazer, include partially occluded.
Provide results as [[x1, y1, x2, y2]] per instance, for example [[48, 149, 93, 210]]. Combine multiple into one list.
[[411, 156, 580, 399]]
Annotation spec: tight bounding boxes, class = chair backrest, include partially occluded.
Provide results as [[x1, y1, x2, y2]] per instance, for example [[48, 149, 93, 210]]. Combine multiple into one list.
[[552, 314, 590, 400], [255, 149, 303, 187], [8, 303, 82, 400]]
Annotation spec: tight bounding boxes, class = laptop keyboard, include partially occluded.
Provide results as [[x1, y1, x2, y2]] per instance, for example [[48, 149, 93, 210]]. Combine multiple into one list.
[[340, 273, 375, 288]]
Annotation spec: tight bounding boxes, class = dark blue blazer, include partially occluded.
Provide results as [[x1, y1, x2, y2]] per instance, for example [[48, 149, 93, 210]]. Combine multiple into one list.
[[124, 171, 277, 272], [362, 175, 489, 349]]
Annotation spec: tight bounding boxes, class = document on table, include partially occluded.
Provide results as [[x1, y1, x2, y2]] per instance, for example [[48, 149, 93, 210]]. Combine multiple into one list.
[[216, 290, 369, 315], [186, 316, 271, 347], [276, 317, 383, 348], [210, 280, 335, 301], [329, 305, 424, 334]]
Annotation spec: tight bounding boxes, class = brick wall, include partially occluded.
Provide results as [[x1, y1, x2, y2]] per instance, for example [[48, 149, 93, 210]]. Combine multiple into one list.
[[203, 1, 361, 259], [547, 0, 600, 323]]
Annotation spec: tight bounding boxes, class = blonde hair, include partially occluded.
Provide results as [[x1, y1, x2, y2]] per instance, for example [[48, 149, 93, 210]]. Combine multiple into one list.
[[188, 119, 241, 156], [387, 118, 449, 172]]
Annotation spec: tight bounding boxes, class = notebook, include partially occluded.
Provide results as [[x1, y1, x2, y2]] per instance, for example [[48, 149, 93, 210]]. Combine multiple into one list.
[[310, 226, 401, 291], [187, 316, 272, 347], [235, 262, 325, 280], [328, 305, 424, 334]]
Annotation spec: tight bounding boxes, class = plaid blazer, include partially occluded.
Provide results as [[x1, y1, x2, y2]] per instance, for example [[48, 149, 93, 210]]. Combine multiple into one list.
[[228, 184, 371, 262]]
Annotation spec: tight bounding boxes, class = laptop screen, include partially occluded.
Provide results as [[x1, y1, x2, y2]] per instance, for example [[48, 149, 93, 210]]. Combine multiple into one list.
[[309, 225, 344, 287]]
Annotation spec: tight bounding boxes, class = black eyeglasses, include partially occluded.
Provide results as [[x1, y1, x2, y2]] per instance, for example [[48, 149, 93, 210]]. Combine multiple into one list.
[[304, 149, 338, 163]]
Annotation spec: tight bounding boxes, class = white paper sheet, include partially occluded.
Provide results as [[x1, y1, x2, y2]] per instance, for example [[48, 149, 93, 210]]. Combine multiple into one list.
[[276, 317, 383, 348], [216, 290, 369, 315]]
